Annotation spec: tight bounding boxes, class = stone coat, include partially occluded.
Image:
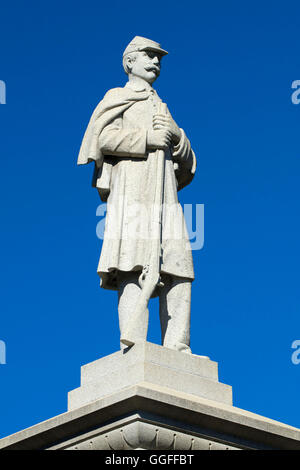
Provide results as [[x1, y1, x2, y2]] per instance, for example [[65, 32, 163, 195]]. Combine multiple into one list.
[[78, 81, 196, 291]]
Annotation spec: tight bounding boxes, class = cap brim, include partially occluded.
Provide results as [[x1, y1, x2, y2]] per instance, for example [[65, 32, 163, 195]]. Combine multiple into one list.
[[140, 46, 168, 56]]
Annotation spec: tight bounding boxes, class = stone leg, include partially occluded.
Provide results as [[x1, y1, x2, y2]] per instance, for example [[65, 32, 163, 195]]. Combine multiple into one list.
[[159, 274, 192, 353], [117, 271, 149, 349]]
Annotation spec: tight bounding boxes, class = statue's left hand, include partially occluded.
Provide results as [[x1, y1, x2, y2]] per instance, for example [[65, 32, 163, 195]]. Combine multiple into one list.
[[153, 113, 181, 146]]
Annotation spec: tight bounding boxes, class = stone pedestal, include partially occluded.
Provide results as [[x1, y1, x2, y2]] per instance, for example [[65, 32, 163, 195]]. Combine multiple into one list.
[[68, 342, 232, 410], [1, 342, 300, 450]]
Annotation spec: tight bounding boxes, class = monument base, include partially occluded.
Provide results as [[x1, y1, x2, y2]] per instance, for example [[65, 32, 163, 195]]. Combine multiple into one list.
[[68, 341, 232, 410], [1, 342, 300, 450]]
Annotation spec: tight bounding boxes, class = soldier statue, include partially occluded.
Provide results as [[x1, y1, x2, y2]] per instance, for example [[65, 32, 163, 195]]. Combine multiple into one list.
[[78, 36, 196, 353]]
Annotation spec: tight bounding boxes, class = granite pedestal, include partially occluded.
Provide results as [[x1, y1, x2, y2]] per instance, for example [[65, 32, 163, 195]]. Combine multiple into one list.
[[1, 342, 300, 450]]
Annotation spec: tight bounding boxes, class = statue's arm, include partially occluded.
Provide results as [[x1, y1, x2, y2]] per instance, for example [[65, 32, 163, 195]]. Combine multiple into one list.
[[172, 129, 196, 170], [152, 111, 196, 173], [172, 129, 197, 191], [99, 117, 147, 158]]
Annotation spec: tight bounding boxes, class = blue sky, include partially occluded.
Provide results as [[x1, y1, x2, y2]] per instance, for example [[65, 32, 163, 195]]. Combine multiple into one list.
[[0, 0, 300, 438]]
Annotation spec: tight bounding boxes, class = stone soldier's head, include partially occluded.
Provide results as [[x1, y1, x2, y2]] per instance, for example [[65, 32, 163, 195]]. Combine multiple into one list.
[[122, 36, 168, 85]]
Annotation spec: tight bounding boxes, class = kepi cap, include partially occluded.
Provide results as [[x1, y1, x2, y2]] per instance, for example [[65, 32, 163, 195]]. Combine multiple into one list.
[[123, 36, 168, 58]]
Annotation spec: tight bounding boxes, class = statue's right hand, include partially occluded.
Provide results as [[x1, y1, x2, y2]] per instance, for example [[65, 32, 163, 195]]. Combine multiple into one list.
[[147, 129, 172, 151]]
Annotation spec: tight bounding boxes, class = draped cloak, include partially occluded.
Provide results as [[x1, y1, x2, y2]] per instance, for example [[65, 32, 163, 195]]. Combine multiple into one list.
[[78, 83, 197, 291]]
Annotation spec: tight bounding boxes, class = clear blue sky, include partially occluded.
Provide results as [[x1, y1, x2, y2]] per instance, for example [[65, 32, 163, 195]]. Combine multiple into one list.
[[0, 0, 300, 438]]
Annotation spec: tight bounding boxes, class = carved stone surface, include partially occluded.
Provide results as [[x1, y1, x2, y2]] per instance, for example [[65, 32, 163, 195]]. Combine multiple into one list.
[[62, 422, 240, 451], [1, 382, 300, 450], [68, 342, 232, 411], [78, 36, 197, 351]]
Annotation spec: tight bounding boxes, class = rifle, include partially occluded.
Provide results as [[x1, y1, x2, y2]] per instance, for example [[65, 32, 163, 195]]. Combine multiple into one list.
[[120, 102, 168, 346]]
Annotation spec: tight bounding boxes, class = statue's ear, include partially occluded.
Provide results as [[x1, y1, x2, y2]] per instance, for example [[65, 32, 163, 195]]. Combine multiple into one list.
[[125, 55, 133, 72]]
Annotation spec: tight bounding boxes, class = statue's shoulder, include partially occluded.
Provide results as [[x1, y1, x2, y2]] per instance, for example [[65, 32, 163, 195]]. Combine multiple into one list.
[[90, 87, 128, 118], [91, 85, 147, 119], [102, 86, 128, 101]]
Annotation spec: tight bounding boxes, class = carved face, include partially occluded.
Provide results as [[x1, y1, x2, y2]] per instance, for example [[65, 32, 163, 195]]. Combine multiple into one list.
[[127, 50, 161, 84]]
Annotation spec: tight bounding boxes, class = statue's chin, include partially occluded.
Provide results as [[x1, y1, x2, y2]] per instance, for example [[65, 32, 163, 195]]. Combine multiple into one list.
[[132, 71, 158, 85], [146, 75, 158, 85]]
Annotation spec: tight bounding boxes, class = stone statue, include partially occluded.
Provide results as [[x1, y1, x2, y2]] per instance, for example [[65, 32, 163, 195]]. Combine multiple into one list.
[[78, 36, 196, 353]]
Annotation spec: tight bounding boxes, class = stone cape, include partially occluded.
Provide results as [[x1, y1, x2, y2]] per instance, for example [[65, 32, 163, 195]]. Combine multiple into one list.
[[78, 83, 197, 291]]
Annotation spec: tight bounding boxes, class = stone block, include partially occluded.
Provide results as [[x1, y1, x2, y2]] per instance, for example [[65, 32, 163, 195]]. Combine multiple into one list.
[[68, 342, 232, 410]]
